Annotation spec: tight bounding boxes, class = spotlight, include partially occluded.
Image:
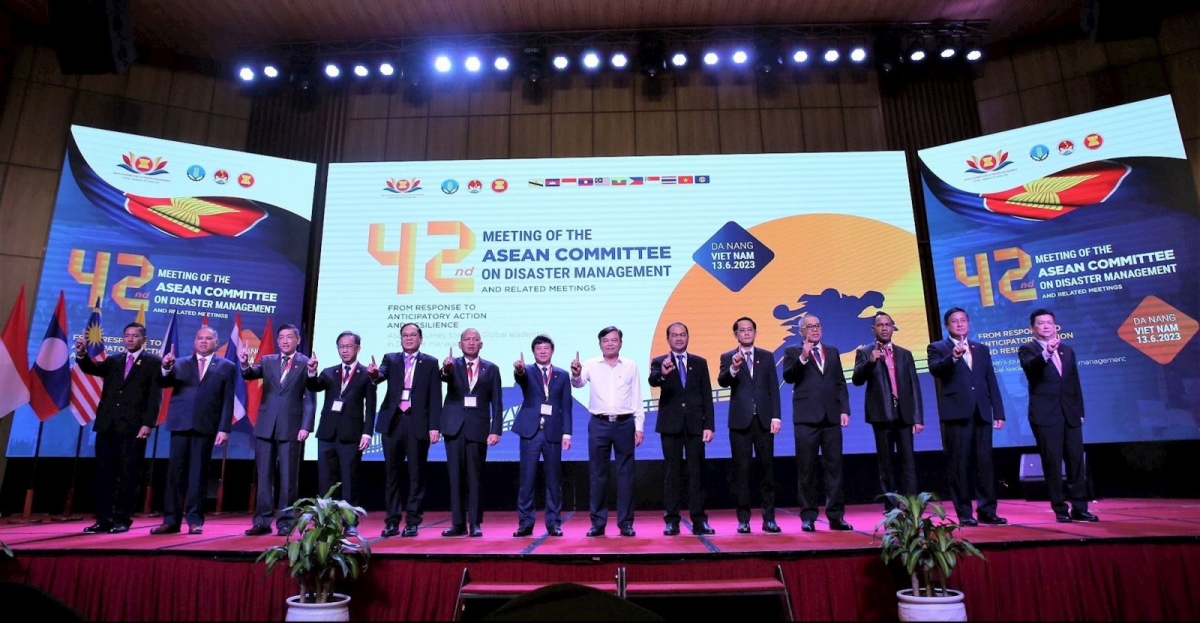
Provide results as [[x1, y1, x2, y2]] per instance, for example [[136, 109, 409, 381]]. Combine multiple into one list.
[[238, 66, 254, 82], [849, 45, 867, 63], [703, 51, 719, 66], [670, 52, 687, 67], [755, 39, 783, 74], [552, 55, 569, 70], [732, 50, 748, 64], [792, 49, 809, 64], [582, 52, 600, 70], [611, 52, 628, 69], [522, 46, 547, 82], [938, 36, 957, 59], [263, 65, 279, 78], [324, 63, 340, 78], [464, 56, 482, 72], [823, 47, 839, 63], [379, 62, 395, 76], [434, 55, 452, 72], [353, 64, 369, 77], [637, 40, 667, 77], [965, 37, 983, 62], [401, 56, 425, 86], [908, 38, 927, 62], [495, 56, 511, 71]]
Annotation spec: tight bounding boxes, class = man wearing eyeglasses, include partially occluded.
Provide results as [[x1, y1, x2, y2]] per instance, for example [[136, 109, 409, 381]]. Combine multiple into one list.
[[852, 311, 924, 513], [782, 315, 853, 532]]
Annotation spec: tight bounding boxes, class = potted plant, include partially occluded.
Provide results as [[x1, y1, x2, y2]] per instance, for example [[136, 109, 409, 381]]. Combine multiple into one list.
[[259, 484, 371, 621], [874, 492, 985, 622]]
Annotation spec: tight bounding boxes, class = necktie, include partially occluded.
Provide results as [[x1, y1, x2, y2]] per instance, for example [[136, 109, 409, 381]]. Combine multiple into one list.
[[961, 340, 973, 369], [280, 355, 291, 381], [744, 351, 754, 377], [676, 354, 686, 387], [467, 360, 476, 391], [198, 356, 208, 381], [884, 345, 898, 398], [341, 365, 352, 393], [400, 354, 415, 412], [1052, 350, 1063, 375], [812, 345, 823, 369], [541, 366, 550, 398], [124, 354, 135, 379]]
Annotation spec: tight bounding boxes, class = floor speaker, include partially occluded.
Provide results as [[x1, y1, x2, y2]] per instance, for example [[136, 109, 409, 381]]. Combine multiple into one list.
[[49, 0, 137, 75]]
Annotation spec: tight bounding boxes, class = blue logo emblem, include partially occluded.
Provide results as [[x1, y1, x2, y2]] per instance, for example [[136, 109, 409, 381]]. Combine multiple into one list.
[[186, 165, 206, 181], [1029, 145, 1050, 162], [441, 179, 460, 195], [693, 222, 775, 292]]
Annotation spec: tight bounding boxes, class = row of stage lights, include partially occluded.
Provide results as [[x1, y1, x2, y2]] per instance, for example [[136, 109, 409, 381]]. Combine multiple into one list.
[[236, 36, 983, 83]]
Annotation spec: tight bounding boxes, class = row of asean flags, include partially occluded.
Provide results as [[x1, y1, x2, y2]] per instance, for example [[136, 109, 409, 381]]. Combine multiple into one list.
[[528, 175, 711, 187], [0, 284, 275, 428]]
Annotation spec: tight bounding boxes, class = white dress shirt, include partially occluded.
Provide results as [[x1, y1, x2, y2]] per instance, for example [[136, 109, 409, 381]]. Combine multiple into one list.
[[572, 356, 645, 432]]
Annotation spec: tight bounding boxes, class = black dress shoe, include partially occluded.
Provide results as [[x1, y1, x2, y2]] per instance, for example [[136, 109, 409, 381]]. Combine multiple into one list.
[[276, 525, 292, 536], [737, 522, 751, 534], [959, 517, 979, 527], [828, 519, 854, 531], [513, 525, 534, 537], [401, 525, 419, 537], [547, 527, 564, 537], [663, 523, 680, 536], [586, 526, 605, 537], [150, 524, 181, 535], [83, 522, 111, 534], [1071, 510, 1100, 522], [801, 520, 816, 532], [762, 520, 782, 533], [1055, 513, 1073, 523], [442, 525, 468, 537], [188, 525, 203, 535], [469, 525, 483, 537], [619, 527, 636, 537], [107, 524, 130, 534], [245, 525, 272, 536], [381, 523, 400, 537], [691, 521, 715, 536], [978, 514, 1009, 525]]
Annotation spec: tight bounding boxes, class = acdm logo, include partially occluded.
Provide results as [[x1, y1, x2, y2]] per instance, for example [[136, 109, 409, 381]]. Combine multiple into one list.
[[186, 165, 206, 181], [237, 173, 255, 188], [119, 153, 169, 176], [214, 170, 230, 185], [467, 179, 483, 193], [965, 151, 1013, 174], [1029, 145, 1050, 162], [491, 179, 508, 193], [441, 179, 460, 194], [1084, 133, 1103, 149], [1058, 140, 1075, 155], [384, 178, 421, 194]]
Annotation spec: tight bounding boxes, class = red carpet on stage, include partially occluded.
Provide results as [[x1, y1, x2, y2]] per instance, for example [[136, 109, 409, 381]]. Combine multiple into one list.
[[2, 498, 1199, 621]]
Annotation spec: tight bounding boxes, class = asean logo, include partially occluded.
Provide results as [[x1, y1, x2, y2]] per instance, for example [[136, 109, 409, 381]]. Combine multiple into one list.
[[467, 179, 483, 193], [965, 151, 1012, 174], [119, 153, 169, 176], [1029, 145, 1050, 162], [186, 165, 206, 181], [441, 179, 460, 194], [237, 172, 255, 188], [1058, 140, 1075, 155], [491, 178, 508, 193], [214, 170, 230, 185], [1084, 133, 1103, 149], [384, 178, 421, 194]]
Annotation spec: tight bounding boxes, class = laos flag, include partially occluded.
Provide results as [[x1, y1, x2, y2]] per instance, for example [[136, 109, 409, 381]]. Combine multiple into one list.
[[29, 291, 71, 420]]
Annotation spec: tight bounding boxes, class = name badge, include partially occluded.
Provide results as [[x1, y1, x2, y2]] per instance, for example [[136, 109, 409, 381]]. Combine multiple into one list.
[[401, 389, 411, 401], [332, 400, 344, 412], [540, 403, 554, 416], [464, 396, 477, 408]]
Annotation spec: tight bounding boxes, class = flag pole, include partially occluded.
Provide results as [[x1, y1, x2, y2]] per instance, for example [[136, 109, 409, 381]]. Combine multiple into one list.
[[141, 427, 161, 517], [12, 421, 46, 524], [54, 425, 85, 521], [214, 441, 228, 514]]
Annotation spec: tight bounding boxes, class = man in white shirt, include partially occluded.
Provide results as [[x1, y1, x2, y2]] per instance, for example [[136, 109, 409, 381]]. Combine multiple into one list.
[[572, 326, 644, 537]]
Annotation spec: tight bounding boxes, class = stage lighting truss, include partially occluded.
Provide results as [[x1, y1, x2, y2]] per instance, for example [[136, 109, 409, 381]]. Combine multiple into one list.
[[232, 22, 987, 86]]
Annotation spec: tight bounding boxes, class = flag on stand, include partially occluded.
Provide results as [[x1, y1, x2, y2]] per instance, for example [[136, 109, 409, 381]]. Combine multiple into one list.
[[0, 285, 30, 418], [69, 298, 106, 426], [156, 311, 179, 425], [244, 316, 274, 426], [223, 314, 248, 423], [29, 291, 71, 420]]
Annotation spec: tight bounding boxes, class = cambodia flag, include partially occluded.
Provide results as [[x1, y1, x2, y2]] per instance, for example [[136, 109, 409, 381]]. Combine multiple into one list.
[[28, 291, 71, 420], [156, 311, 180, 425], [224, 314, 248, 423]]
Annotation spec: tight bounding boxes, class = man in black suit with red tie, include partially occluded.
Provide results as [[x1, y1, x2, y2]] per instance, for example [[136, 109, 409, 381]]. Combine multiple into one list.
[[439, 328, 503, 537], [718, 317, 782, 535], [512, 334, 573, 538], [153, 326, 235, 535], [782, 315, 853, 532], [928, 307, 1007, 526], [852, 312, 924, 513], [649, 322, 715, 536], [305, 331, 376, 534], [1019, 308, 1097, 523], [368, 322, 443, 537], [75, 322, 161, 534]]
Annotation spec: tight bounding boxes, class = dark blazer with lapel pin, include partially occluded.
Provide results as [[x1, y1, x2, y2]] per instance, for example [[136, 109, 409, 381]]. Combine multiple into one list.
[[76, 350, 163, 435], [717, 346, 781, 429], [927, 338, 1004, 423], [1018, 340, 1084, 427], [374, 351, 443, 435], [851, 343, 923, 426], [157, 355, 236, 435], [512, 364, 573, 442], [242, 353, 317, 438], [649, 353, 714, 435], [782, 344, 850, 424], [307, 361, 377, 442], [439, 357, 504, 441]]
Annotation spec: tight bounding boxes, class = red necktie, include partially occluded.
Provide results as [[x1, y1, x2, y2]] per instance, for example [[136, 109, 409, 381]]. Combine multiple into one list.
[[884, 346, 898, 398], [1052, 350, 1063, 375], [467, 361, 476, 391], [198, 356, 208, 381]]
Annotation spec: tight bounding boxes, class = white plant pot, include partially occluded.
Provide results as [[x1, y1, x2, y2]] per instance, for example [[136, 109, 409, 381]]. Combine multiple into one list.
[[285, 593, 351, 622], [897, 588, 967, 622]]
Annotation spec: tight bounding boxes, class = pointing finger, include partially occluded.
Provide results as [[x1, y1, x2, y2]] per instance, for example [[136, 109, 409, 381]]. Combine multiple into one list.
[[371, 355, 376, 365]]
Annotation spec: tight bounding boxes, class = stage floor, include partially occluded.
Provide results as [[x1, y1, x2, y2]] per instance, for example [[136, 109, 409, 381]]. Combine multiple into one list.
[[4, 497, 1199, 559]]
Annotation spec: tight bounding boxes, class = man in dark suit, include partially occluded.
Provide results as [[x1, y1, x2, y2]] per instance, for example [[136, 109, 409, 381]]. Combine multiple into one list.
[[717, 317, 782, 534], [305, 330, 376, 534], [241, 323, 316, 536], [1019, 308, 1097, 523], [512, 334, 573, 538], [74, 322, 161, 534], [367, 322, 443, 537], [782, 315, 853, 532], [928, 307, 1007, 526], [648, 322, 715, 536], [852, 312, 924, 512], [152, 325, 235, 535], [439, 328, 503, 537]]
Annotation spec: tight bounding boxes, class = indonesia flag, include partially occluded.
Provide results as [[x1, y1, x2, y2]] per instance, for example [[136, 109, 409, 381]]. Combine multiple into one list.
[[156, 312, 180, 425], [29, 291, 71, 420], [245, 317, 274, 426], [224, 314, 248, 422], [69, 298, 106, 426], [0, 285, 30, 418]]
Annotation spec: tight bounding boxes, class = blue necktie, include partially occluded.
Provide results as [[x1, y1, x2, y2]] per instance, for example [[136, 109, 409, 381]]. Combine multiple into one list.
[[676, 354, 686, 387]]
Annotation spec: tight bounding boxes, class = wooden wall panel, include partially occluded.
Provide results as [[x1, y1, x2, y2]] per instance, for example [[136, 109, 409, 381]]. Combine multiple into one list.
[[551, 74, 592, 113], [1063, 73, 1119, 115], [755, 74, 800, 109], [384, 118, 429, 161], [9, 83, 75, 169], [1017, 83, 1070, 126], [1112, 60, 1170, 104], [1011, 45, 1062, 90], [796, 71, 842, 108], [593, 73, 634, 112], [0, 254, 40, 323], [206, 117, 250, 151], [0, 79, 27, 162], [1165, 49, 1200, 139], [78, 72, 129, 97], [1057, 39, 1109, 80], [346, 85, 391, 119], [211, 81, 253, 119], [592, 112, 634, 156], [843, 107, 886, 151], [633, 73, 676, 111], [0, 166, 58, 259], [673, 74, 717, 111], [168, 73, 215, 112], [426, 117, 469, 160], [551, 113, 592, 157], [634, 111, 677, 155], [800, 108, 846, 152], [510, 80, 553, 115], [163, 107, 212, 145], [28, 46, 78, 89], [838, 67, 881, 108], [124, 65, 174, 105], [341, 118, 388, 162], [469, 78, 513, 116], [467, 115, 509, 160], [509, 114, 551, 159], [973, 57, 1018, 101], [677, 110, 719, 154], [389, 87, 430, 118], [716, 73, 758, 110], [717, 109, 762, 154], [428, 81, 472, 117], [977, 93, 1024, 135], [1158, 11, 1200, 56], [759, 108, 804, 153], [1105, 38, 1161, 66]]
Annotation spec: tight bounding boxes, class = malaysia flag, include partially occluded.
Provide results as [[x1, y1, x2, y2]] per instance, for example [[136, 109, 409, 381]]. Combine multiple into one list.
[[29, 291, 71, 420], [68, 298, 105, 426]]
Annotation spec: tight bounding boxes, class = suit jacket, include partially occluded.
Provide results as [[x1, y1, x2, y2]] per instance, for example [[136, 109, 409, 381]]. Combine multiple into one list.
[[156, 355, 236, 435], [1018, 340, 1084, 427], [851, 343, 924, 426], [372, 351, 442, 435], [717, 346, 781, 430], [439, 357, 504, 441], [927, 338, 1005, 423], [306, 362, 377, 443], [511, 364, 573, 442], [781, 344, 850, 425], [648, 352, 714, 435], [76, 350, 163, 435], [242, 353, 317, 440]]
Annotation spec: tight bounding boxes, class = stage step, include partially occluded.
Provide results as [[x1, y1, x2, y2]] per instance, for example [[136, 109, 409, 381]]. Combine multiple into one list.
[[453, 567, 623, 621], [619, 565, 793, 621]]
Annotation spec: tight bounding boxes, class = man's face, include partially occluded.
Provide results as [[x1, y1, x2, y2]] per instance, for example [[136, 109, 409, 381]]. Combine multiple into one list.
[[667, 324, 689, 353], [123, 327, 145, 353], [600, 330, 622, 357], [401, 325, 422, 353], [459, 329, 482, 358], [533, 342, 553, 365], [946, 311, 970, 340], [1032, 314, 1057, 340], [872, 315, 895, 344], [800, 317, 822, 343], [194, 328, 217, 356], [277, 328, 299, 355], [336, 336, 360, 364], [734, 320, 756, 348]]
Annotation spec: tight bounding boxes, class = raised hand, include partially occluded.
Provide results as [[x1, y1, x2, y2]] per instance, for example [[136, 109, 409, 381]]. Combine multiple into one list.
[[367, 355, 378, 377], [870, 343, 883, 363], [163, 345, 176, 370], [731, 350, 744, 371], [307, 351, 319, 374], [514, 352, 526, 373], [801, 341, 815, 358], [443, 347, 455, 370], [952, 341, 967, 358], [74, 337, 86, 356], [571, 351, 581, 377], [660, 353, 674, 375]]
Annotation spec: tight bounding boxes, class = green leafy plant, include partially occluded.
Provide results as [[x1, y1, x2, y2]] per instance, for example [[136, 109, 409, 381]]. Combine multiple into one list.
[[258, 484, 370, 604], [874, 491, 985, 597]]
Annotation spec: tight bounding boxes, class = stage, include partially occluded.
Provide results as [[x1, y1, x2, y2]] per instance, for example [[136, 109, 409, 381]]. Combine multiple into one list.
[[2, 497, 1200, 620]]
